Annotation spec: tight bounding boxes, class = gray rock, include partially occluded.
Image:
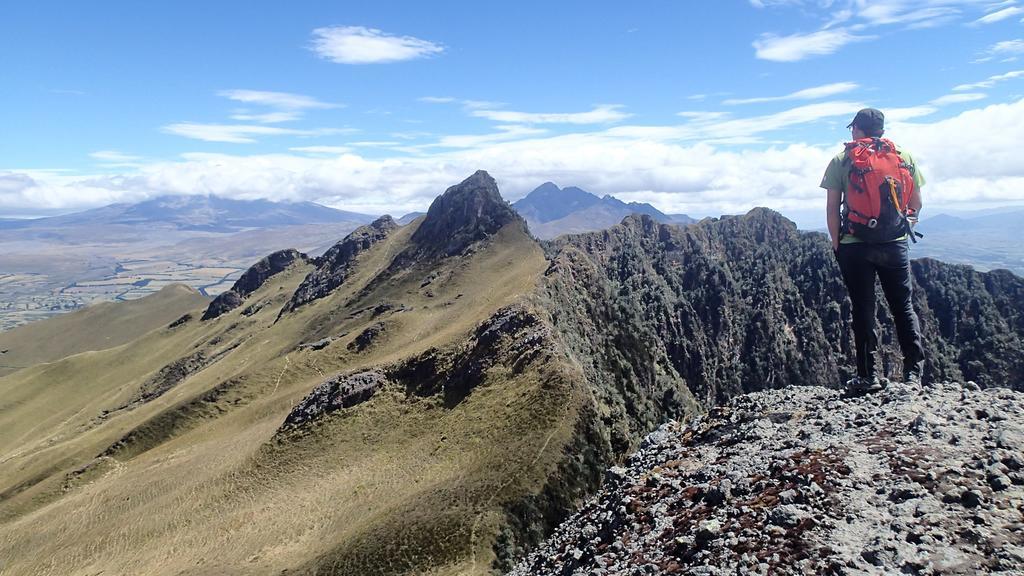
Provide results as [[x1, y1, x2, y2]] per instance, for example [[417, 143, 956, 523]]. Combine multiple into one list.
[[696, 518, 721, 541], [507, 382, 1024, 576], [281, 370, 389, 428], [768, 504, 809, 528], [961, 489, 984, 508], [988, 473, 1012, 491]]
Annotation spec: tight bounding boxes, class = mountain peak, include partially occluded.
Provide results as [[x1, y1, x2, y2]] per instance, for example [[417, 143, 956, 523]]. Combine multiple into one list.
[[512, 182, 601, 224], [534, 181, 561, 195], [617, 212, 660, 231], [410, 170, 524, 257]]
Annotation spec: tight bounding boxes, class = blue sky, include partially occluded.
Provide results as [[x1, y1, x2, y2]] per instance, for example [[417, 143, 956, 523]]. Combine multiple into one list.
[[2, 0, 1023, 225]]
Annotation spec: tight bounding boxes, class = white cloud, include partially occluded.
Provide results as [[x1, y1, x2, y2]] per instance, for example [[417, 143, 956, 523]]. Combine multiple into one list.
[[859, 4, 962, 27], [698, 101, 864, 138], [676, 111, 731, 122], [973, 39, 1024, 63], [469, 105, 631, 125], [954, 69, 1024, 90], [215, 90, 339, 125], [752, 0, 1016, 28], [896, 99, 1024, 209], [419, 96, 456, 104], [348, 141, 403, 147], [229, 111, 302, 124], [0, 171, 37, 194], [916, 100, 1024, 162], [929, 93, 987, 105], [463, 100, 505, 110], [753, 29, 872, 61], [7, 100, 1024, 222], [430, 126, 549, 148], [753, 0, 1012, 59], [748, 0, 804, 7], [990, 39, 1024, 54], [638, 100, 864, 142], [162, 123, 353, 144], [218, 90, 337, 110], [289, 146, 352, 155], [89, 151, 143, 163], [310, 26, 444, 64], [883, 106, 939, 122], [823, 9, 855, 28], [724, 82, 859, 105], [972, 5, 1024, 23]]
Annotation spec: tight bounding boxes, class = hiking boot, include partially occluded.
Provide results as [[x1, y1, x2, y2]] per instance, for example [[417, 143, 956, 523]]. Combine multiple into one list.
[[903, 370, 922, 386], [845, 376, 888, 396]]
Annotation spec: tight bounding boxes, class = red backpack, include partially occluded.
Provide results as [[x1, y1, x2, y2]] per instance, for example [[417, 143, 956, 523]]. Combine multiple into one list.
[[842, 137, 918, 243]]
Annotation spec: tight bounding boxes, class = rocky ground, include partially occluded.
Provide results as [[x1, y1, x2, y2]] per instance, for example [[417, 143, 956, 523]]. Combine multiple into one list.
[[509, 381, 1024, 575]]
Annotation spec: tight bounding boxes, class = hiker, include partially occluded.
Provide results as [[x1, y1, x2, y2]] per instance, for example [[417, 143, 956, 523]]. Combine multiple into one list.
[[821, 108, 926, 393]]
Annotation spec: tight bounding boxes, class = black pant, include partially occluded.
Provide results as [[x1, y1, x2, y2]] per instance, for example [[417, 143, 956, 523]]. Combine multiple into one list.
[[836, 240, 925, 379]]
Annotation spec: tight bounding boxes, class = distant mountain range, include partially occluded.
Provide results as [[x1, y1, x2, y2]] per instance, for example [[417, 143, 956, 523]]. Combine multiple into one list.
[[910, 209, 1024, 276], [512, 182, 695, 239], [921, 209, 1024, 233], [0, 195, 376, 330], [0, 194, 376, 233]]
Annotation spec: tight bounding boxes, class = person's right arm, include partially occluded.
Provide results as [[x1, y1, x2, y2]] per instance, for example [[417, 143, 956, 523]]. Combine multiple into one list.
[[827, 188, 842, 252], [821, 155, 843, 252]]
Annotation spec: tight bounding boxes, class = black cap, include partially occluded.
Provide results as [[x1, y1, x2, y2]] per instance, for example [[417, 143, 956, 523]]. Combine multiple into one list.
[[846, 108, 884, 133]]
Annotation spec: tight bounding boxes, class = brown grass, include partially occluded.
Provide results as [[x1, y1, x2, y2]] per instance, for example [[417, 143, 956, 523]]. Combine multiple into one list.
[[0, 222, 582, 575]]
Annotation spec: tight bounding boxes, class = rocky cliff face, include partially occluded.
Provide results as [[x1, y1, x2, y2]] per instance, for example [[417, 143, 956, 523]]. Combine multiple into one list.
[[202, 249, 305, 320], [280, 215, 398, 314], [510, 381, 1024, 575], [406, 170, 525, 259], [493, 208, 1024, 571], [537, 210, 846, 450], [541, 210, 1024, 420], [911, 259, 1024, 388]]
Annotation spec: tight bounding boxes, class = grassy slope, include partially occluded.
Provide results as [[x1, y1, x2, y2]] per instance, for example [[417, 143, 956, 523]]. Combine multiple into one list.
[[0, 221, 583, 575], [0, 284, 210, 377]]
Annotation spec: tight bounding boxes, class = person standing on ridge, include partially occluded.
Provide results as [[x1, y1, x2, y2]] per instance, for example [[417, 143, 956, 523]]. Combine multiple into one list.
[[821, 108, 926, 394]]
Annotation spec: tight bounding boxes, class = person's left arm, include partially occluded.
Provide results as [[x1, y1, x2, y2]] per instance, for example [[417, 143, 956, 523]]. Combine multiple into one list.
[[903, 150, 924, 214]]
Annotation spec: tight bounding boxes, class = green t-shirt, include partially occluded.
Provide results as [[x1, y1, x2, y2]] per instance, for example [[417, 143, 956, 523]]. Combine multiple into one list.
[[820, 145, 925, 243]]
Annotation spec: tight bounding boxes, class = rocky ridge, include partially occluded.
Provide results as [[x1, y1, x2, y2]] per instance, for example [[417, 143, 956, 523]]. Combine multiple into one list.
[[280, 215, 398, 314], [192, 186, 1024, 573], [278, 304, 559, 432], [510, 381, 1024, 575], [201, 249, 306, 320]]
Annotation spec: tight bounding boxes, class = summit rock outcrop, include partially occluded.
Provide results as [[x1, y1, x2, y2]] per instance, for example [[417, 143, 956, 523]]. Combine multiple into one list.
[[511, 380, 1024, 575], [407, 170, 525, 258]]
